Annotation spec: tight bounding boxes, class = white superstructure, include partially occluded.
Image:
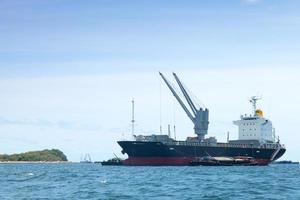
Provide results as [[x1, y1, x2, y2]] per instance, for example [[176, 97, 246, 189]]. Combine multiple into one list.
[[233, 96, 275, 143]]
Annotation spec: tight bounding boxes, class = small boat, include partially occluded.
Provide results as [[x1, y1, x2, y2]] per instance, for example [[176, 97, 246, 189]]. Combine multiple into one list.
[[100, 154, 124, 166], [100, 158, 123, 166], [190, 156, 258, 166]]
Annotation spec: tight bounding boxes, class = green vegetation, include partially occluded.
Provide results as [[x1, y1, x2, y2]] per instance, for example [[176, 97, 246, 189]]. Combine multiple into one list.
[[0, 149, 68, 162]]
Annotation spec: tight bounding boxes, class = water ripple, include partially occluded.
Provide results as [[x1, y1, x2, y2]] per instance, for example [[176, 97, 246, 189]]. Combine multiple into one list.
[[0, 164, 299, 199]]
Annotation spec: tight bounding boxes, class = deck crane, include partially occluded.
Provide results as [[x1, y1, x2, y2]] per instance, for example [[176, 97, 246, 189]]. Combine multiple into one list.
[[159, 72, 209, 140]]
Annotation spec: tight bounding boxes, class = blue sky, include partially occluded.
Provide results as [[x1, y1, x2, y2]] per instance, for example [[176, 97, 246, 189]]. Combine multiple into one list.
[[1, 0, 300, 76], [1, 0, 300, 161]]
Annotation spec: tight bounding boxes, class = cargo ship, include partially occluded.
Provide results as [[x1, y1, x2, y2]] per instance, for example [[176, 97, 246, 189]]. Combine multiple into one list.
[[118, 73, 286, 166]]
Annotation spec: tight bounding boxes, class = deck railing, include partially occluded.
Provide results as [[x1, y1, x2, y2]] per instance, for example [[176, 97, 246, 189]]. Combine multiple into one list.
[[163, 141, 284, 149]]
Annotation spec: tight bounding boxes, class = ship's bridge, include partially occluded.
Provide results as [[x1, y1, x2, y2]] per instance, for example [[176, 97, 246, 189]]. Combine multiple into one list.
[[233, 97, 275, 143]]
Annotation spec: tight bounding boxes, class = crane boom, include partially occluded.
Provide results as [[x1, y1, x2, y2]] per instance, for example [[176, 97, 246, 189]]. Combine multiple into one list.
[[159, 72, 195, 123], [172, 72, 197, 116], [159, 72, 209, 140]]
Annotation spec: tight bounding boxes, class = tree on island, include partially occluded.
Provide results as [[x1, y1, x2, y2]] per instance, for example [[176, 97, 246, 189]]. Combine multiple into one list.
[[0, 149, 68, 162]]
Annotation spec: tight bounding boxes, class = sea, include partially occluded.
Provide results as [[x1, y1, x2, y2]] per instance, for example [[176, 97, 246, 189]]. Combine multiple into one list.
[[1, 163, 299, 200]]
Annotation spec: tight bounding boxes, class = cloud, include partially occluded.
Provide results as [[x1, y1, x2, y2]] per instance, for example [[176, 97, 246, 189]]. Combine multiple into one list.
[[0, 116, 102, 131]]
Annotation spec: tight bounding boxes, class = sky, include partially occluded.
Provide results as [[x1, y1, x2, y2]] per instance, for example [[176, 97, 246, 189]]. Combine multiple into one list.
[[0, 0, 300, 161]]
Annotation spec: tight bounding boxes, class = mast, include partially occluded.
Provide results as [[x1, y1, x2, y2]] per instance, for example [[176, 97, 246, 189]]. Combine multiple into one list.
[[159, 77, 162, 135], [131, 98, 135, 137]]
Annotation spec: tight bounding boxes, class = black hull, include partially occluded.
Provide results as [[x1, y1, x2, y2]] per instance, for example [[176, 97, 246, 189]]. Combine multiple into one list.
[[118, 141, 286, 166]]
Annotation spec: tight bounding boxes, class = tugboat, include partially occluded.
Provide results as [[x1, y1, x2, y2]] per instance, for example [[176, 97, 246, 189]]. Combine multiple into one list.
[[118, 73, 286, 166], [100, 154, 124, 166]]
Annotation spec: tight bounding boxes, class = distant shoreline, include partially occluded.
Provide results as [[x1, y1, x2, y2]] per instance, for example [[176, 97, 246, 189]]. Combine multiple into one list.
[[0, 161, 72, 164]]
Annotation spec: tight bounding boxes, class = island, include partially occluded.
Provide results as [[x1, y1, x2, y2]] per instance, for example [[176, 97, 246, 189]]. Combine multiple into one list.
[[272, 160, 299, 164], [0, 149, 68, 162]]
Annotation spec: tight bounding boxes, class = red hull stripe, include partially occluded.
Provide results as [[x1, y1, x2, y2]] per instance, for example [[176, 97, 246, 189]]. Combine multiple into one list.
[[254, 159, 271, 165], [123, 157, 271, 166]]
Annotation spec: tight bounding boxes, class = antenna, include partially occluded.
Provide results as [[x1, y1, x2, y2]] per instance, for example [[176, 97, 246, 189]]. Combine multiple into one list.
[[131, 98, 135, 137]]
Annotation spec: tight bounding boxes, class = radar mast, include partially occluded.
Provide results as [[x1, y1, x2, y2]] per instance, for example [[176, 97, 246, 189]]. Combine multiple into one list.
[[250, 96, 261, 116]]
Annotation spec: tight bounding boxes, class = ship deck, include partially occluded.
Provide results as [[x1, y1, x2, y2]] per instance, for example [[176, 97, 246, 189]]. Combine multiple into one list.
[[136, 140, 285, 150]]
